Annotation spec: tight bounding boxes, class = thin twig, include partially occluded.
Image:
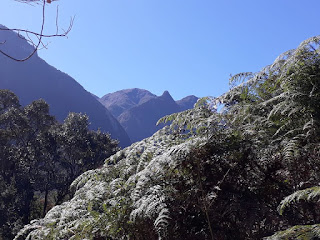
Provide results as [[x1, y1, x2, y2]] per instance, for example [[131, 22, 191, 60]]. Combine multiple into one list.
[[0, 0, 46, 61], [0, 0, 73, 62], [0, 18, 73, 38], [56, 5, 59, 35]]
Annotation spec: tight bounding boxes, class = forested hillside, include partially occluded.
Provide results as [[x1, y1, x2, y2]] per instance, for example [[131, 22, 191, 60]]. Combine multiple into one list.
[[14, 36, 320, 240]]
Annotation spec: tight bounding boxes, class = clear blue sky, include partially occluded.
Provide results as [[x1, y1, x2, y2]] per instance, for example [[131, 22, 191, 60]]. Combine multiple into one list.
[[1, 0, 320, 100]]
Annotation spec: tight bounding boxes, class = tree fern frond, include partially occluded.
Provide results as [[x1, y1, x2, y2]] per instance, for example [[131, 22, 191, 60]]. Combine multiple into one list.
[[281, 128, 303, 139], [303, 118, 315, 131], [278, 186, 320, 215], [297, 36, 320, 52], [271, 49, 295, 67], [154, 208, 171, 239], [229, 72, 254, 88], [109, 178, 124, 194], [157, 111, 181, 126], [264, 224, 320, 240], [130, 184, 170, 238], [287, 105, 303, 118], [267, 100, 293, 119], [262, 92, 288, 109], [282, 137, 304, 162]]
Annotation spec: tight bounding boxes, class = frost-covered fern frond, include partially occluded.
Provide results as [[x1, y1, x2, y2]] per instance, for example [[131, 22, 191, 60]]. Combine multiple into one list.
[[264, 224, 320, 240], [277, 186, 320, 216], [278, 35, 320, 76], [157, 97, 223, 139], [228, 72, 255, 89], [15, 102, 208, 240], [215, 36, 320, 153], [14, 35, 320, 240], [130, 185, 170, 238]]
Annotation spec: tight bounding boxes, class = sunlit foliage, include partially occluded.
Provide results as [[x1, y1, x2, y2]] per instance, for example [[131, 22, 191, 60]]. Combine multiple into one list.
[[14, 35, 320, 239]]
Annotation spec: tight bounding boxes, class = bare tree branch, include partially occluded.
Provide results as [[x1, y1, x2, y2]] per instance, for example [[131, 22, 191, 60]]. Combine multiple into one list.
[[0, 0, 73, 61], [14, 0, 57, 5]]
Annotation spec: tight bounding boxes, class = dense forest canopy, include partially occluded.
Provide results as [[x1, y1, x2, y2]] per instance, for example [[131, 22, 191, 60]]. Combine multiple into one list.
[[0, 91, 119, 239], [9, 36, 320, 239]]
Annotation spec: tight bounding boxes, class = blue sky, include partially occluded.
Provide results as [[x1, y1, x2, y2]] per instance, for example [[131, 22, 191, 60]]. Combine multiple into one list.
[[1, 0, 320, 100]]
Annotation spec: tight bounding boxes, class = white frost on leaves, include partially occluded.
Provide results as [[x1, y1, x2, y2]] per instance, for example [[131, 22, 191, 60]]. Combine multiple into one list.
[[15, 106, 211, 240]]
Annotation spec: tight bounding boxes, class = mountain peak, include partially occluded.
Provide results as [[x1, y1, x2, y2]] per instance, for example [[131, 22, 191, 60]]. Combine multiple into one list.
[[176, 95, 199, 111], [99, 88, 156, 118], [160, 90, 174, 100], [97, 88, 198, 143], [161, 90, 170, 96]]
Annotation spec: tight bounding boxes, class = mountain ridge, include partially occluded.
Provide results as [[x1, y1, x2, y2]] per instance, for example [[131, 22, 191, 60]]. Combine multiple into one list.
[[99, 88, 157, 118], [0, 25, 131, 147], [98, 88, 198, 142]]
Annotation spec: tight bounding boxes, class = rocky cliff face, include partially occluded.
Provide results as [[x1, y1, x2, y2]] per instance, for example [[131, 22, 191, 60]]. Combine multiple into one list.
[[0, 25, 131, 147]]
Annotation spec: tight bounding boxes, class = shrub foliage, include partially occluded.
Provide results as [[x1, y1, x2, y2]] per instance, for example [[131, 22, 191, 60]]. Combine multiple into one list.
[[12, 35, 320, 239], [0, 92, 119, 239]]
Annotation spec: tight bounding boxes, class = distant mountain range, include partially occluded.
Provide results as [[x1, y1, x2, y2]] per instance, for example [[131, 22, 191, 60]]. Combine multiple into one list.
[[100, 88, 157, 118], [98, 89, 198, 143], [0, 25, 131, 147], [0, 24, 198, 146]]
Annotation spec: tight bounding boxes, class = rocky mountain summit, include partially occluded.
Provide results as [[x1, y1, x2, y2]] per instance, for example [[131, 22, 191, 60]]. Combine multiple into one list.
[[98, 88, 198, 142], [100, 88, 157, 118]]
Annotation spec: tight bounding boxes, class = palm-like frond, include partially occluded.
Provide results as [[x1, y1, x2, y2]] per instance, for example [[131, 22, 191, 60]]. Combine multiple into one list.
[[278, 186, 320, 216], [13, 35, 320, 240], [264, 224, 320, 240]]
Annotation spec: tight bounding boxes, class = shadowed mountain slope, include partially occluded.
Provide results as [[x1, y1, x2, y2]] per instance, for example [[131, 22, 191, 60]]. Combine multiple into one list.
[[99, 88, 157, 118], [0, 25, 131, 147], [117, 91, 183, 142], [99, 88, 198, 143], [176, 95, 198, 111]]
